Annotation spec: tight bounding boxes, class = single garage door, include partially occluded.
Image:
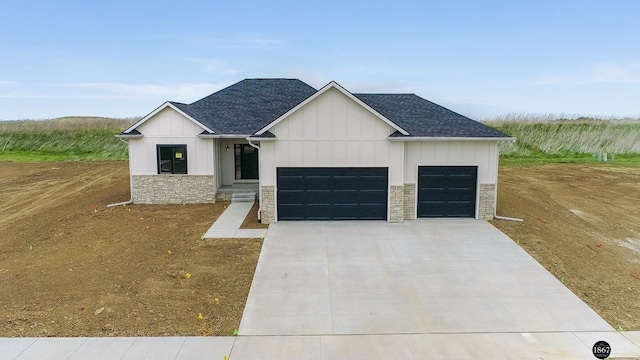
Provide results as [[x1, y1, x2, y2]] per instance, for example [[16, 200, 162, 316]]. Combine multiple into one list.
[[277, 167, 388, 220], [417, 166, 477, 218]]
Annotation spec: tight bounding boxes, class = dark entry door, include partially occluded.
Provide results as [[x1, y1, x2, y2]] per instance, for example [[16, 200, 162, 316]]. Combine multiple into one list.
[[236, 144, 258, 179], [277, 167, 388, 220], [417, 166, 477, 217]]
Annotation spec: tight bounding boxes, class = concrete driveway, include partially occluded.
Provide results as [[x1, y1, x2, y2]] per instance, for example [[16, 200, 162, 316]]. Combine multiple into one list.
[[239, 219, 613, 336], [229, 220, 640, 358]]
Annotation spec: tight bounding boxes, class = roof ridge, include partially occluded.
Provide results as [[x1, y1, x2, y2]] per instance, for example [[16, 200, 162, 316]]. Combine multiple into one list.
[[355, 93, 417, 96], [242, 78, 303, 80]]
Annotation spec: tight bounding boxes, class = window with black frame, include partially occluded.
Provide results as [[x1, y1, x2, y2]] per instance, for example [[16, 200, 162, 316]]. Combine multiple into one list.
[[157, 145, 187, 174]]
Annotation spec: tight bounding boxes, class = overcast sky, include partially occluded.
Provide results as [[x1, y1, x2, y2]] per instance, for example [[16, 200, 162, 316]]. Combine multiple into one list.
[[1, 0, 639, 120]]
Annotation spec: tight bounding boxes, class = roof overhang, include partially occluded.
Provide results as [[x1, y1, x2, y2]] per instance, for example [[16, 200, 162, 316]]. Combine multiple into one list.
[[388, 136, 516, 142], [255, 81, 410, 136], [246, 136, 277, 141], [197, 133, 253, 139], [123, 101, 215, 134], [115, 133, 143, 139]]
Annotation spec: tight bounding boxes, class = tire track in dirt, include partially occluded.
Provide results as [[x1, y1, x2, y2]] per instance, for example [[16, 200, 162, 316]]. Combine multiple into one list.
[[0, 163, 128, 229]]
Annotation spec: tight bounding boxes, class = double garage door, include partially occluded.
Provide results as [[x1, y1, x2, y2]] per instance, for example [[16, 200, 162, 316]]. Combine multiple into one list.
[[276, 166, 477, 221], [277, 167, 388, 220]]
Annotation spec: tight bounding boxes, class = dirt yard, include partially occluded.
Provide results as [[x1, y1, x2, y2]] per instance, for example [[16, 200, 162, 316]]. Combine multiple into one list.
[[0, 161, 262, 337], [1, 161, 638, 337], [492, 164, 640, 331]]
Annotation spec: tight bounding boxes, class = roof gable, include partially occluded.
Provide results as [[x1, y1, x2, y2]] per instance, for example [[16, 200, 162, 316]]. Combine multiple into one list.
[[123, 101, 214, 134], [256, 81, 409, 136]]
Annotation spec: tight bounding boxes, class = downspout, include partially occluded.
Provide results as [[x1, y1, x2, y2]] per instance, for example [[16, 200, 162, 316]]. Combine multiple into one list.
[[494, 212, 523, 222], [492, 141, 522, 222], [246, 139, 261, 221], [107, 137, 134, 207]]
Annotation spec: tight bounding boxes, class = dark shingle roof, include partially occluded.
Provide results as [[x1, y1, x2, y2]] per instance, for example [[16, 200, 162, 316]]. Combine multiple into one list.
[[354, 93, 509, 138], [127, 79, 510, 139], [183, 79, 316, 135]]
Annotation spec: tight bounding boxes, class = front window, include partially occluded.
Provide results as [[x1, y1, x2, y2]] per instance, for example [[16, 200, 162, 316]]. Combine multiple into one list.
[[157, 145, 187, 174]]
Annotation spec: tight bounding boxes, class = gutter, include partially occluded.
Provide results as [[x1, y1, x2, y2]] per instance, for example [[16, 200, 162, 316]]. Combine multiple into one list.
[[107, 137, 134, 207], [198, 134, 253, 139], [388, 136, 516, 142], [246, 138, 262, 221]]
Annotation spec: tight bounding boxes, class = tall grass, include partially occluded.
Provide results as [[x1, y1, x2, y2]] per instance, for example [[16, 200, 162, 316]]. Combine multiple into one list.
[[0, 117, 137, 161], [484, 114, 640, 158]]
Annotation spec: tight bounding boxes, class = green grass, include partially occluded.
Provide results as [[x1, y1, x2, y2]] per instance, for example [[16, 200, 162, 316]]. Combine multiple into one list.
[[3, 114, 640, 165], [484, 114, 640, 166], [0, 117, 136, 162]]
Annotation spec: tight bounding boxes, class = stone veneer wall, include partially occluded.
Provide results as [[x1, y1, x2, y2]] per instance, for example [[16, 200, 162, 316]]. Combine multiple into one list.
[[389, 185, 404, 223], [260, 186, 275, 224], [478, 183, 496, 220], [132, 175, 215, 204], [403, 183, 416, 220]]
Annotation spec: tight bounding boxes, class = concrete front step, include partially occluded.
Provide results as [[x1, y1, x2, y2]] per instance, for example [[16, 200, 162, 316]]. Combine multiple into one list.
[[231, 192, 256, 203]]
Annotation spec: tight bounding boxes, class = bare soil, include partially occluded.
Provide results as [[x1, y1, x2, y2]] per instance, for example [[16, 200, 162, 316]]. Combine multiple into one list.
[[1, 161, 638, 336], [240, 202, 268, 230], [0, 161, 262, 337], [492, 164, 640, 331]]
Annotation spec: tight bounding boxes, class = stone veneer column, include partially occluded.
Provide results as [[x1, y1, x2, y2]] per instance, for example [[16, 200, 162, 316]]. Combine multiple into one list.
[[131, 175, 215, 204], [389, 185, 405, 223], [260, 186, 275, 224], [478, 183, 496, 220], [403, 183, 416, 220]]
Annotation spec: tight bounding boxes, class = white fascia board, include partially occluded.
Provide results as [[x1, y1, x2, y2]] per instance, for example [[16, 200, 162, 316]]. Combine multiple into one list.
[[388, 136, 516, 142], [197, 134, 252, 139], [255, 81, 410, 136], [246, 136, 277, 141], [115, 134, 143, 139], [123, 102, 215, 134]]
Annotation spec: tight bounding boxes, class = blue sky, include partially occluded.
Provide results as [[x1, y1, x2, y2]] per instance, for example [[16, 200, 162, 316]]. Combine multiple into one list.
[[1, 0, 639, 120]]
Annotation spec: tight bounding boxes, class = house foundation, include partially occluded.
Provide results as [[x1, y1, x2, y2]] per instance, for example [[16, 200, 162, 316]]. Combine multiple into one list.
[[260, 186, 275, 224], [131, 175, 216, 204], [389, 185, 405, 222], [478, 183, 496, 220]]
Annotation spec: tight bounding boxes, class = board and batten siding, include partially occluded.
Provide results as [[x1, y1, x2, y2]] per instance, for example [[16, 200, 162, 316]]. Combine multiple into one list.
[[129, 107, 215, 175], [260, 87, 404, 186], [404, 141, 499, 184]]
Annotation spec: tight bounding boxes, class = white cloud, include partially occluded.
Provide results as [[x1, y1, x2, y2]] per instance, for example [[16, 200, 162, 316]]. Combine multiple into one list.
[[531, 75, 568, 85], [183, 58, 240, 75], [0, 80, 18, 85], [589, 62, 640, 83], [534, 61, 640, 85], [185, 35, 284, 50], [0, 82, 229, 101]]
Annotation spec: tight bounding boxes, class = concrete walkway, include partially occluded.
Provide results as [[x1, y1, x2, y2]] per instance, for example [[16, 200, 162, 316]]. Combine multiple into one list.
[[1, 337, 234, 360], [203, 202, 267, 239], [3, 332, 640, 359]]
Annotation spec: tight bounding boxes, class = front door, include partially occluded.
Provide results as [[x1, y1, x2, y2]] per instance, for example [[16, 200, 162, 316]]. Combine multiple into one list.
[[235, 144, 259, 180]]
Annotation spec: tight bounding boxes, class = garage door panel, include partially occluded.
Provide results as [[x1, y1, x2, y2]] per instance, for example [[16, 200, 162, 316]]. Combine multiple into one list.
[[304, 190, 334, 204], [418, 166, 477, 218], [277, 190, 307, 204], [277, 167, 388, 221]]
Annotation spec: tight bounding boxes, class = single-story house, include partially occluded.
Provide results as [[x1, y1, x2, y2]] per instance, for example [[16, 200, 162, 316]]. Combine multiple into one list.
[[118, 79, 512, 224]]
